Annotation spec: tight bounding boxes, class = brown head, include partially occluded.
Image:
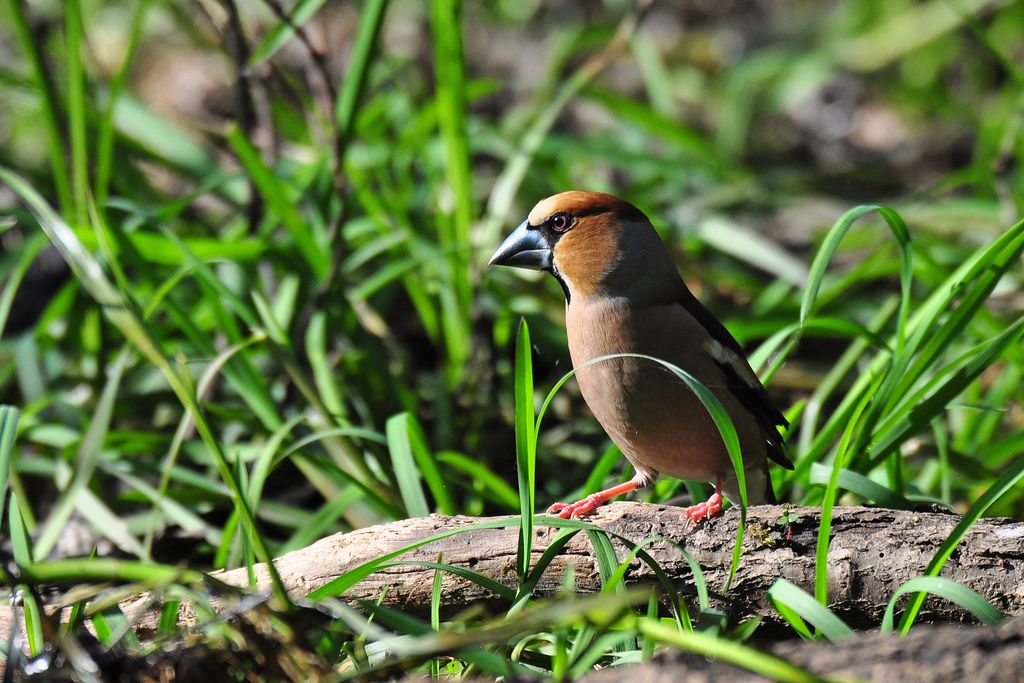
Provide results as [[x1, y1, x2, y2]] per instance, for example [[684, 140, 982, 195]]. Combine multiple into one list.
[[489, 191, 679, 302]]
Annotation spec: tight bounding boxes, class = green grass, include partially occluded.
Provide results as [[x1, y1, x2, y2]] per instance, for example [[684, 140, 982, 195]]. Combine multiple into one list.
[[1, 0, 1023, 679]]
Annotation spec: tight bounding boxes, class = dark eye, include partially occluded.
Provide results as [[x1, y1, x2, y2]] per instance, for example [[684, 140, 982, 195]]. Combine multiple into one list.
[[549, 213, 571, 233]]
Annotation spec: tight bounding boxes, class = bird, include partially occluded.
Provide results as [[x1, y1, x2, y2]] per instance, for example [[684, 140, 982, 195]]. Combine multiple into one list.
[[488, 191, 792, 523]]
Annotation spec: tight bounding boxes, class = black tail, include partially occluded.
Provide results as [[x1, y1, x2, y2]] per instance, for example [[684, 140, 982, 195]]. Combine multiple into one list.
[[764, 468, 778, 504]]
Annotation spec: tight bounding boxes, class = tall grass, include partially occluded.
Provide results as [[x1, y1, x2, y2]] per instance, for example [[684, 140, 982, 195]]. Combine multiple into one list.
[[0, 0, 1022, 679]]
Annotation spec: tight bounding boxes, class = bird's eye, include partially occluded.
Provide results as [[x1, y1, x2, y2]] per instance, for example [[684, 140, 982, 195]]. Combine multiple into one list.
[[549, 213, 572, 233]]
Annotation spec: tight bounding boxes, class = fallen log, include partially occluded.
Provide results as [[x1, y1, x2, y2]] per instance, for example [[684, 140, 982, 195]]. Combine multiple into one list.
[[3, 503, 1022, 654], [166, 502, 1024, 630]]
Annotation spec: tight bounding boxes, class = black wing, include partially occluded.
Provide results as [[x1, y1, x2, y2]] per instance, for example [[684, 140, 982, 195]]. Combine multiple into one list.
[[677, 287, 793, 470]]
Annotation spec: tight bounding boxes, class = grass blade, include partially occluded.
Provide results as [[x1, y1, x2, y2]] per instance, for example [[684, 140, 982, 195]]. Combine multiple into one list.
[[815, 378, 877, 607], [897, 449, 1024, 633], [18, 558, 204, 586], [767, 578, 855, 642], [33, 349, 130, 559], [385, 413, 431, 518], [586, 529, 620, 590], [9, 492, 34, 566], [430, 554, 443, 678], [4, 0, 73, 211], [305, 311, 348, 423], [436, 451, 519, 509], [869, 316, 1024, 468], [94, 0, 151, 210], [225, 126, 327, 279], [582, 445, 624, 497], [808, 463, 912, 509], [429, 0, 473, 382], [800, 205, 912, 352], [386, 412, 454, 517], [279, 485, 363, 553], [513, 319, 536, 583], [0, 165, 289, 603], [886, 222, 1024, 415], [386, 560, 516, 603], [636, 618, 827, 683], [334, 0, 388, 143], [307, 517, 523, 600], [65, 0, 87, 228], [511, 527, 581, 614], [18, 586, 44, 657], [0, 233, 47, 339], [884, 576, 1004, 632], [247, 0, 330, 69], [0, 405, 19, 531]]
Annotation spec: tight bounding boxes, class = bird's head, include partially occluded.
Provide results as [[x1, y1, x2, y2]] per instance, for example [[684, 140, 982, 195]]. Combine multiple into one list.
[[489, 191, 677, 303]]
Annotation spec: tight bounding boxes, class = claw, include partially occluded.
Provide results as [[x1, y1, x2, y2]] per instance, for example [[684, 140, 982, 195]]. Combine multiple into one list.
[[682, 478, 724, 526], [544, 479, 643, 520], [547, 496, 600, 519]]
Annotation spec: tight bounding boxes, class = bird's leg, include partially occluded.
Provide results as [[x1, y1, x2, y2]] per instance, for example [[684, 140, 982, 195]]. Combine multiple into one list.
[[547, 479, 642, 519], [682, 477, 724, 525]]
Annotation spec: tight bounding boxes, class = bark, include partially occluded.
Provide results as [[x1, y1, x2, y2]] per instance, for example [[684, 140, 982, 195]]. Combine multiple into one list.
[[3, 503, 1023, 648], [147, 502, 1024, 631]]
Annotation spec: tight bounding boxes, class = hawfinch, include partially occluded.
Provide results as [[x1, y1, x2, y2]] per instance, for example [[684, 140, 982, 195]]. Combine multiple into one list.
[[489, 191, 792, 522]]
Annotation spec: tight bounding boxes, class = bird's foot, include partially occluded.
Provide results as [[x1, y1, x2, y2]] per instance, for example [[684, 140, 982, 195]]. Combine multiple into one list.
[[682, 491, 723, 525], [545, 480, 643, 521], [547, 494, 603, 519]]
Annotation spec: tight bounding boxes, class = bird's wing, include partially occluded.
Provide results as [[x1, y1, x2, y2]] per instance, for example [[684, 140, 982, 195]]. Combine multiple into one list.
[[675, 287, 794, 470]]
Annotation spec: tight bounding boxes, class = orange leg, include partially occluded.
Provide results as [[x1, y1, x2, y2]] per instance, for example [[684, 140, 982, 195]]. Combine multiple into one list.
[[682, 478, 724, 525], [547, 479, 642, 519]]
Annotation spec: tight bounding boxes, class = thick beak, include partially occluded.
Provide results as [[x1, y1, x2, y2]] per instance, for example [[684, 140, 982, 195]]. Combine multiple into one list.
[[488, 220, 553, 271]]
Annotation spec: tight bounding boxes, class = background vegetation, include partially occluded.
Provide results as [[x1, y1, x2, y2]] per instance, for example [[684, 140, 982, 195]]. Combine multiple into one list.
[[0, 0, 1022, 679]]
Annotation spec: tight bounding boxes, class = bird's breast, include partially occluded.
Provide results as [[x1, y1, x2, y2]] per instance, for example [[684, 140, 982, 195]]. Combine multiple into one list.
[[565, 297, 762, 482]]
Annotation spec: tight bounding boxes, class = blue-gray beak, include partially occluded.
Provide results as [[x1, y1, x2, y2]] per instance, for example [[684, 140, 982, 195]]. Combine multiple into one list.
[[488, 220, 553, 271]]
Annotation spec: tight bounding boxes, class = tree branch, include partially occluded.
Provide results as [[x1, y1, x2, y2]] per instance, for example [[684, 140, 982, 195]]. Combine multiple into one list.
[[166, 502, 1024, 630], [4, 502, 1023, 653]]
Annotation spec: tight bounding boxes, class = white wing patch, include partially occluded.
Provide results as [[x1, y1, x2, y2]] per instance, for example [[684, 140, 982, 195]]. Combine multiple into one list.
[[703, 338, 761, 390]]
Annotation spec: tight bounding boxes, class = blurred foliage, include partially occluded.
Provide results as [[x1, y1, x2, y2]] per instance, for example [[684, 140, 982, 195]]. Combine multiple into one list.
[[0, 0, 1023, 679]]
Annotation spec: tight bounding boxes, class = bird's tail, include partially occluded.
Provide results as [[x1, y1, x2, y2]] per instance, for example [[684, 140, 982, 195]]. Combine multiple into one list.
[[721, 465, 776, 506], [763, 469, 778, 504]]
